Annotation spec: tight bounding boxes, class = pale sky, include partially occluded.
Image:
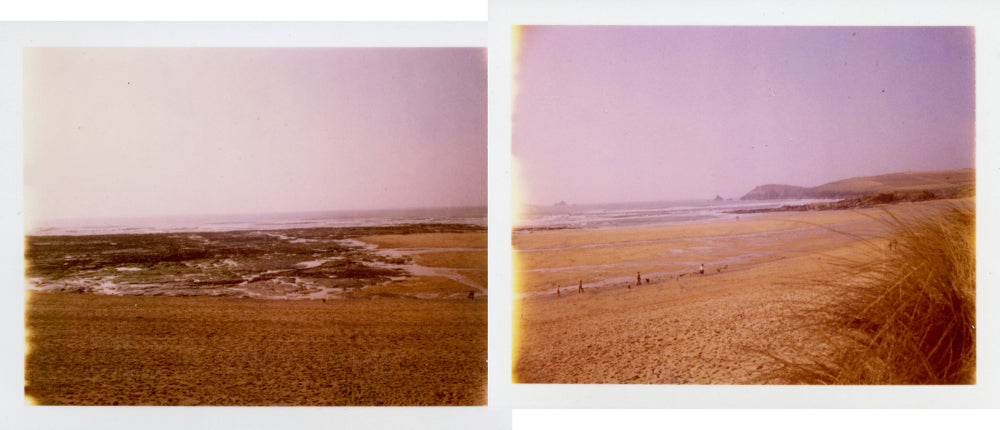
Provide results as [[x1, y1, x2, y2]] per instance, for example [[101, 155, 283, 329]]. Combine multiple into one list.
[[512, 26, 975, 205], [24, 47, 487, 221]]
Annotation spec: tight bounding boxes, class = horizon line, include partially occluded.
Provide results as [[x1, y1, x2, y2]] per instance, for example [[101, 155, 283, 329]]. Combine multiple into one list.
[[28, 204, 489, 225], [522, 166, 976, 208]]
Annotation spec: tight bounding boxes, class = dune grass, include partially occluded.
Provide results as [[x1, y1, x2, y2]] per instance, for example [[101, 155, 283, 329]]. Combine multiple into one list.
[[762, 202, 975, 384]]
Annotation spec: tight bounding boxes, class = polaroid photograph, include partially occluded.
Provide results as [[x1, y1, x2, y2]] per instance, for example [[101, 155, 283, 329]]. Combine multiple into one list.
[[5, 19, 499, 430]]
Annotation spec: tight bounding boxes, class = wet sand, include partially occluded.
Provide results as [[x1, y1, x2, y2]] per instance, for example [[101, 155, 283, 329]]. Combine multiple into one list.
[[25, 231, 487, 405], [512, 201, 953, 384]]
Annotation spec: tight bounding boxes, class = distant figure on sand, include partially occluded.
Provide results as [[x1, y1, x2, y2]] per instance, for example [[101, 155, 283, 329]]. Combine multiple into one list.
[[468, 290, 475, 299], [637, 271, 641, 285], [578, 280, 584, 293], [557, 286, 561, 296], [699, 264, 705, 275]]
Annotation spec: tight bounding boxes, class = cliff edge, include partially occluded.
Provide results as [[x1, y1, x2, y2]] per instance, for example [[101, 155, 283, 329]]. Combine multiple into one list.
[[740, 169, 974, 200]]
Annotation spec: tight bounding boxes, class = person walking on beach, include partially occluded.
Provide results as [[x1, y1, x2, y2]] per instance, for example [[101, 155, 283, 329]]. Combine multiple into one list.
[[699, 263, 705, 275], [578, 280, 584, 293], [637, 271, 641, 286]]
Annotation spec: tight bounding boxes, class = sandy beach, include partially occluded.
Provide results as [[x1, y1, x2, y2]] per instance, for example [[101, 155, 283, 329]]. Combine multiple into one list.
[[25, 230, 487, 406], [512, 200, 962, 384]]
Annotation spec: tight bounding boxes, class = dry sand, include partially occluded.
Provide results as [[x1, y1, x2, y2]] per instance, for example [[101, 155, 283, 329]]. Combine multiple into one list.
[[512, 201, 953, 384], [25, 232, 487, 406]]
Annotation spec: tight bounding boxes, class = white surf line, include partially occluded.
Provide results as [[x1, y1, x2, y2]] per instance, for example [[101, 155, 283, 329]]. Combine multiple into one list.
[[295, 256, 344, 269], [262, 231, 294, 240], [339, 238, 378, 250]]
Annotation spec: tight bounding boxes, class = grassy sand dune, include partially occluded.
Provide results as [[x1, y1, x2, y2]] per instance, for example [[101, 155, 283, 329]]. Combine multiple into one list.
[[513, 199, 974, 384], [813, 169, 974, 195], [761, 203, 975, 384]]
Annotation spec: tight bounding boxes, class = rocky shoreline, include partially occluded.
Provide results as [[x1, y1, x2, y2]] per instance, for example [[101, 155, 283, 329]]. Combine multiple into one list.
[[727, 188, 972, 214], [25, 223, 485, 299]]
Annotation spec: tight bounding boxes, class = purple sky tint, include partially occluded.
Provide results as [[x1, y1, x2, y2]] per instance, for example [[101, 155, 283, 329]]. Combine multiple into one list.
[[512, 26, 975, 205], [24, 47, 486, 221]]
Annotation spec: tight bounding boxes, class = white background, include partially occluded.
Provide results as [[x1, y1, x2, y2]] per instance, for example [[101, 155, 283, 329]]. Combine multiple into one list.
[[5, 1, 1000, 429]]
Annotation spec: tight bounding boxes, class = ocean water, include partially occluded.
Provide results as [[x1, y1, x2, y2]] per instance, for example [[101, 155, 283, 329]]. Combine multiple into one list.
[[515, 199, 836, 231], [28, 206, 488, 236]]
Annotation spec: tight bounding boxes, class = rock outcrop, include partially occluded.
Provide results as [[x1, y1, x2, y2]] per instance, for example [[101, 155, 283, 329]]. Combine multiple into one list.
[[739, 184, 814, 200]]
